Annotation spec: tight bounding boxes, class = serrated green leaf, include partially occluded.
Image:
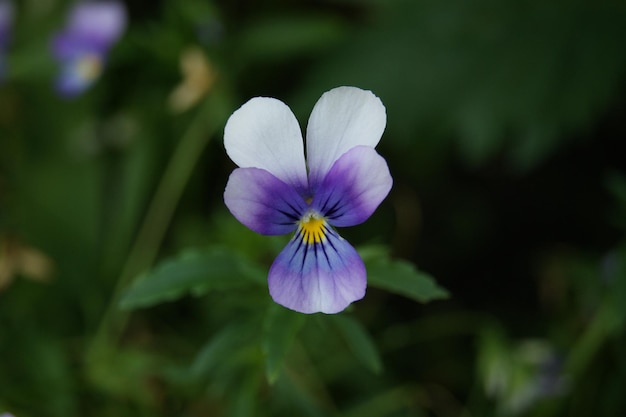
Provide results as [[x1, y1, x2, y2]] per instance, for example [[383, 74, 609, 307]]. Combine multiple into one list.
[[331, 315, 382, 374], [262, 305, 306, 384], [360, 246, 449, 303], [119, 247, 265, 310]]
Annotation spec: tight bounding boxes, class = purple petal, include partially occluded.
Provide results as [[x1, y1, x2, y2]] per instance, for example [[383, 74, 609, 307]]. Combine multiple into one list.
[[311, 146, 392, 227], [268, 226, 366, 314], [224, 167, 307, 235], [66, 1, 127, 47], [52, 32, 105, 59]]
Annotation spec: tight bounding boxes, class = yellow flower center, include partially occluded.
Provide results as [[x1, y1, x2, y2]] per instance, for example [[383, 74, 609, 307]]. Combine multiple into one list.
[[298, 213, 327, 244], [76, 54, 103, 81]]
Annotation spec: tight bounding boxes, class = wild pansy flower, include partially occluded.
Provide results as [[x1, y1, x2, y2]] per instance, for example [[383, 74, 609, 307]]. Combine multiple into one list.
[[51, 1, 126, 97], [224, 86, 392, 314], [0, 0, 13, 80]]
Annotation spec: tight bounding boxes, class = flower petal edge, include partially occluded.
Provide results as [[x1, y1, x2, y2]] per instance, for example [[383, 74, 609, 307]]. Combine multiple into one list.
[[224, 167, 307, 235], [268, 227, 366, 314], [306, 86, 386, 191], [224, 96, 309, 195], [312, 145, 392, 227]]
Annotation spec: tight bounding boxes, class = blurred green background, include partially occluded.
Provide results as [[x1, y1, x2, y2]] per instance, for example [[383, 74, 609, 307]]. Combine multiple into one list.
[[1, 0, 626, 416]]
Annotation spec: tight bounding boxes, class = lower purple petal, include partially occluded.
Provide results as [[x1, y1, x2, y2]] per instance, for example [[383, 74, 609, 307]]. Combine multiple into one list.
[[224, 167, 307, 235], [312, 145, 392, 227], [268, 227, 366, 314]]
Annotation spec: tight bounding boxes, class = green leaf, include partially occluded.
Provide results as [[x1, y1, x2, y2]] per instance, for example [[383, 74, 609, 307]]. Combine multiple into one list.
[[262, 304, 306, 384], [228, 372, 263, 417], [360, 245, 449, 303], [189, 322, 254, 381], [274, 374, 329, 417], [86, 345, 158, 407], [330, 315, 382, 374], [343, 386, 416, 417], [119, 247, 265, 310]]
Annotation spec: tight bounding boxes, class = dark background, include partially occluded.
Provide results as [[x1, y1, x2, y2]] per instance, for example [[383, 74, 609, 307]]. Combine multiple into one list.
[[1, 0, 626, 416]]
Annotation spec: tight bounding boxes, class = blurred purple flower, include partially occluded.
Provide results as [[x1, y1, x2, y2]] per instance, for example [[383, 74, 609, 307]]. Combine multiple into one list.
[[0, 0, 14, 79], [51, 1, 127, 97], [223, 86, 392, 314]]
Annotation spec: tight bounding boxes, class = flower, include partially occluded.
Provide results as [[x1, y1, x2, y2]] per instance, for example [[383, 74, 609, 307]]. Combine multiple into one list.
[[0, 236, 54, 291], [51, 1, 127, 97], [224, 86, 392, 314], [0, 0, 14, 80], [168, 46, 217, 113]]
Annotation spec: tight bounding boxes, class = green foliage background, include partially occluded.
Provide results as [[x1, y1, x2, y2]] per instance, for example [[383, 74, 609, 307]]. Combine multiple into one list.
[[1, 0, 626, 416]]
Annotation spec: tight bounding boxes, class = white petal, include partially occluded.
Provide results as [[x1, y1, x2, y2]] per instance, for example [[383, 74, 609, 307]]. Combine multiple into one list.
[[224, 97, 308, 193], [306, 86, 386, 191]]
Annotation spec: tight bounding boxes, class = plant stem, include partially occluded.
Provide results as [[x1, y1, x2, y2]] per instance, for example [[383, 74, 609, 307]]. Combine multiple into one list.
[[90, 89, 232, 353]]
